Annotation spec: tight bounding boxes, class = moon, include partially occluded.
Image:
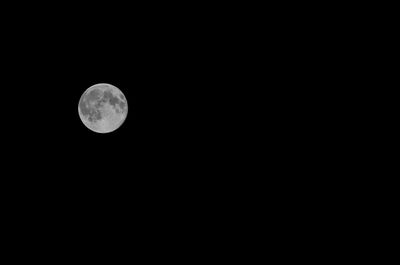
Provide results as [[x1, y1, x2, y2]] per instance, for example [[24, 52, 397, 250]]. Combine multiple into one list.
[[78, 83, 128, 133]]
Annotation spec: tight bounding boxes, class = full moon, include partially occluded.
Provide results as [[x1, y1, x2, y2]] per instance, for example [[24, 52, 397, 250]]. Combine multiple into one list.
[[78, 83, 128, 133]]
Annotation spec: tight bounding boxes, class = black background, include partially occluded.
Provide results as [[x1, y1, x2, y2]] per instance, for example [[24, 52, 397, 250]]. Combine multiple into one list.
[[0, 1, 350, 260], [1, 3, 247, 252]]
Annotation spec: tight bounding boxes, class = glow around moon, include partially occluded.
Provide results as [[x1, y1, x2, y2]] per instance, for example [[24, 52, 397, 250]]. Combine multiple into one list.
[[78, 83, 128, 133]]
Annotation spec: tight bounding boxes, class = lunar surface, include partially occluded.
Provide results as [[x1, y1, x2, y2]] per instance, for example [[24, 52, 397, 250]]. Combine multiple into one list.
[[78, 83, 128, 133]]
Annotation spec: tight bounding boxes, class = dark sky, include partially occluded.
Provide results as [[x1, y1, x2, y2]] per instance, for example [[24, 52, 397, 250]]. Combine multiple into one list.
[[0, 6, 249, 249], [1, 4, 238, 208]]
